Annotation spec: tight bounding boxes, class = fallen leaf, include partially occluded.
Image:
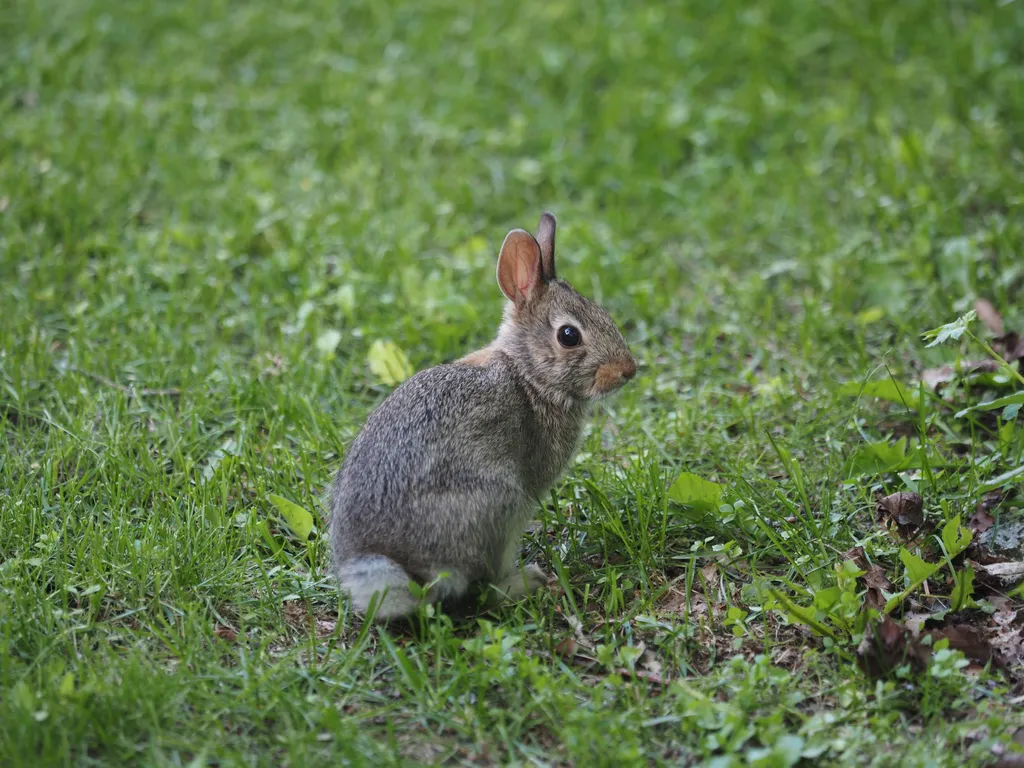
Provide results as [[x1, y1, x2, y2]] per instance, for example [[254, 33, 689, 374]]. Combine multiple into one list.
[[368, 339, 414, 387], [314, 616, 338, 637], [856, 615, 930, 678], [268, 494, 315, 540], [974, 561, 1024, 589], [657, 584, 709, 618], [700, 563, 721, 600], [859, 614, 1016, 681], [843, 546, 893, 610], [995, 332, 1024, 363], [980, 489, 1010, 513], [283, 600, 306, 629], [928, 624, 1010, 675], [877, 491, 926, 540], [922, 366, 956, 391], [975, 298, 1005, 336], [667, 472, 724, 511], [862, 562, 894, 592], [921, 360, 1001, 391], [975, 519, 1024, 563], [554, 637, 578, 658], [842, 545, 869, 569], [902, 612, 933, 634], [970, 508, 996, 536]]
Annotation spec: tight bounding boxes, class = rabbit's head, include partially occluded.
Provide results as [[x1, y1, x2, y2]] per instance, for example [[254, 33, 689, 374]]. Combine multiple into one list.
[[493, 213, 637, 404]]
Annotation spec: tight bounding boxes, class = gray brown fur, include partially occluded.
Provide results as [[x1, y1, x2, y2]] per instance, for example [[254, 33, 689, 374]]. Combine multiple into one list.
[[328, 212, 636, 619]]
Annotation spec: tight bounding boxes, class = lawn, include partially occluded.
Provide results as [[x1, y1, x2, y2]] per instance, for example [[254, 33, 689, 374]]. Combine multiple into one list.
[[3, 0, 1024, 764]]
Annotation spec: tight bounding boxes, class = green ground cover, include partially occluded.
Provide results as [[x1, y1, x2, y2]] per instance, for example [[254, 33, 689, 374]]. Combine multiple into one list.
[[2, 0, 1024, 764]]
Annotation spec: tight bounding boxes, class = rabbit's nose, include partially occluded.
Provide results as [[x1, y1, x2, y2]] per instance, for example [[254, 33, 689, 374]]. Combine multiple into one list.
[[621, 358, 637, 380]]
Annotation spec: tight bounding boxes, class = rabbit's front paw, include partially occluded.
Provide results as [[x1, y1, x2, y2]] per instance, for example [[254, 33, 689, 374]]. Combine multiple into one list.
[[493, 563, 548, 602]]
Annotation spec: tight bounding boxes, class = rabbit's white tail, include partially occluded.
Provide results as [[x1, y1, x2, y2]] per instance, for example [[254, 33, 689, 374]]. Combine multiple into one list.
[[337, 555, 468, 620]]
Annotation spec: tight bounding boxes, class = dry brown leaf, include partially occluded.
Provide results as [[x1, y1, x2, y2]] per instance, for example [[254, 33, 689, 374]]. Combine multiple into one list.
[[928, 624, 1007, 673], [700, 563, 721, 600], [922, 366, 957, 391], [975, 298, 1005, 336], [843, 546, 893, 611], [554, 637, 578, 658], [314, 617, 338, 638], [966, 544, 1012, 567], [974, 561, 1024, 589], [842, 546, 869, 568], [970, 508, 997, 536], [857, 616, 930, 678], [857, 614, 1017, 680], [877, 491, 925, 540], [658, 585, 709, 618], [996, 332, 1024, 363], [922, 360, 1001, 391], [862, 563, 893, 592], [991, 625, 1024, 674], [283, 600, 305, 628]]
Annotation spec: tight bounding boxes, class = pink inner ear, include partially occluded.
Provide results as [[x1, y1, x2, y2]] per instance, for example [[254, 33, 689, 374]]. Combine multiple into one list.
[[513, 252, 533, 295]]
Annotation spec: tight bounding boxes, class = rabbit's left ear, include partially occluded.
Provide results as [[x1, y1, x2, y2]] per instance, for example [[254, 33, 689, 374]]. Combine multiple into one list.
[[536, 211, 556, 282], [497, 229, 544, 306]]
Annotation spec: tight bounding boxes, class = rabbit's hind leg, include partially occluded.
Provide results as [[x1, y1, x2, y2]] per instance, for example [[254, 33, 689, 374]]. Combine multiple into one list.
[[337, 555, 419, 620], [338, 555, 469, 620]]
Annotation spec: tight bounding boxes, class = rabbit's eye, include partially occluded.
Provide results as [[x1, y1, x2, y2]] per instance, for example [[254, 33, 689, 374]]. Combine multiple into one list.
[[557, 325, 581, 348]]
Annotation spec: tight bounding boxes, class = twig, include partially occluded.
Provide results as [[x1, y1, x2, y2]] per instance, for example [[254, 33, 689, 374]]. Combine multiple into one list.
[[69, 365, 181, 397]]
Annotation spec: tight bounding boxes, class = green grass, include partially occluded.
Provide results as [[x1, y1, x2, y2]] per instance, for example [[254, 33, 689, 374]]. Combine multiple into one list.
[[3, 0, 1024, 764]]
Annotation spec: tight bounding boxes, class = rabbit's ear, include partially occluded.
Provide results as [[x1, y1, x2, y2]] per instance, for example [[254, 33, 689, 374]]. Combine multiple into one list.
[[497, 229, 544, 305], [536, 212, 556, 281]]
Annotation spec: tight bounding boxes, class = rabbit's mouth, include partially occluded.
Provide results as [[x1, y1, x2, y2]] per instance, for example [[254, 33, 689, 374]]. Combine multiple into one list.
[[590, 358, 637, 397]]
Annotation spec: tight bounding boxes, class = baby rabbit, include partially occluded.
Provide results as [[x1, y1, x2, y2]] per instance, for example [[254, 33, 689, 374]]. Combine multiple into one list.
[[328, 212, 636, 620]]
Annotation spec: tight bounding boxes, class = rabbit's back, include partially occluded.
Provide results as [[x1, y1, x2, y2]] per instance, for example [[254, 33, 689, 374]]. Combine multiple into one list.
[[329, 357, 538, 576]]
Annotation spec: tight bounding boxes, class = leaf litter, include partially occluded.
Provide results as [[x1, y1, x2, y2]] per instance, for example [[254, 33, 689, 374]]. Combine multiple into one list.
[[876, 490, 927, 541], [843, 546, 894, 612], [856, 489, 1023, 685], [975, 298, 1006, 337]]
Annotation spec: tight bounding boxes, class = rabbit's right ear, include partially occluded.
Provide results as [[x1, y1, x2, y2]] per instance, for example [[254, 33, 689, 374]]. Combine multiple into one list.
[[497, 229, 544, 305], [536, 212, 556, 282]]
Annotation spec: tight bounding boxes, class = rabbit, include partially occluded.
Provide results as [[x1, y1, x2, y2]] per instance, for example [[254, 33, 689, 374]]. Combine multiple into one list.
[[328, 212, 637, 620]]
